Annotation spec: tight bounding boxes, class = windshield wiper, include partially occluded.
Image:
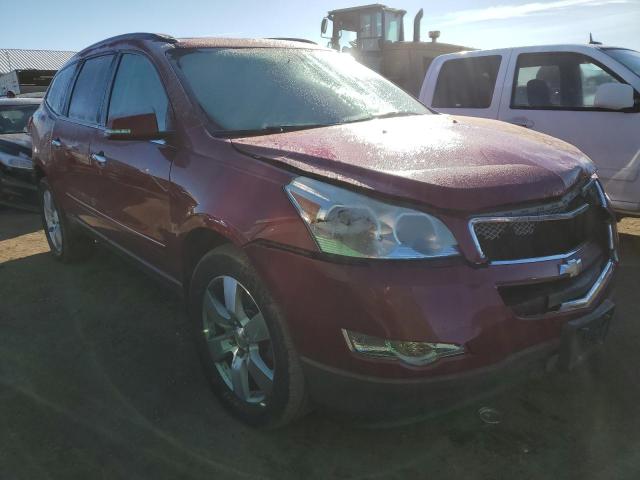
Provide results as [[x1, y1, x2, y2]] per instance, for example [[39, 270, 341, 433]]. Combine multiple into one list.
[[215, 123, 334, 138], [338, 111, 423, 125], [216, 113, 422, 137], [369, 111, 421, 120]]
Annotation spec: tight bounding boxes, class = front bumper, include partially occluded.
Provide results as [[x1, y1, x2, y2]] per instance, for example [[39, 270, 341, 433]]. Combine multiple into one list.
[[298, 299, 614, 416], [0, 165, 38, 211], [244, 226, 616, 415]]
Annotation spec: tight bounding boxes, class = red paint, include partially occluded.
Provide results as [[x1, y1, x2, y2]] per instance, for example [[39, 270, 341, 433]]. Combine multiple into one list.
[[31, 35, 616, 390]]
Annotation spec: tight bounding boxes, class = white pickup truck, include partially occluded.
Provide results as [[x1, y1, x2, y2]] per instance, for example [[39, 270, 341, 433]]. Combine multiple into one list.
[[419, 45, 640, 217]]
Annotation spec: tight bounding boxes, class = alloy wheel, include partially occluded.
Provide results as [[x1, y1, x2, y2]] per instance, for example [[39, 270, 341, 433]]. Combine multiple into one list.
[[201, 276, 274, 405], [43, 189, 62, 253]]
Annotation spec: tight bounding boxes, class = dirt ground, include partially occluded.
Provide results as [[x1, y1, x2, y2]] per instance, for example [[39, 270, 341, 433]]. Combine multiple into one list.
[[1, 208, 639, 480]]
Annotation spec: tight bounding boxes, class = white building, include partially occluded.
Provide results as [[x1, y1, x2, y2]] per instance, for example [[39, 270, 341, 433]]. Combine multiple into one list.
[[0, 49, 76, 96]]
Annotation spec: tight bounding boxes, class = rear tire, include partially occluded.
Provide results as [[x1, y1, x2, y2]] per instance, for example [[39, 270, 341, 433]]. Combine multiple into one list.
[[39, 177, 92, 263], [188, 244, 308, 428]]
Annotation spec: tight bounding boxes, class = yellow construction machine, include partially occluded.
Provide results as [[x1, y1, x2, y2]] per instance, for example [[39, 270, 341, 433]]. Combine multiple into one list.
[[321, 4, 472, 96]]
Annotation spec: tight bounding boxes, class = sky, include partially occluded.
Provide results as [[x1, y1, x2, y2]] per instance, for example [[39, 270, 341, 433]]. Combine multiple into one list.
[[1, 0, 638, 52]]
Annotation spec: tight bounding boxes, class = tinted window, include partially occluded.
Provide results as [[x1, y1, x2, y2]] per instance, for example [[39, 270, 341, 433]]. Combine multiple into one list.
[[68, 55, 114, 123], [169, 48, 429, 132], [46, 65, 76, 115], [432, 56, 501, 109], [108, 54, 171, 132], [604, 48, 640, 78], [512, 52, 621, 109]]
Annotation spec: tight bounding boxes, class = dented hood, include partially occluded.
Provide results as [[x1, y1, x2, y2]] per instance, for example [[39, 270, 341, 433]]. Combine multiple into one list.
[[231, 114, 594, 212]]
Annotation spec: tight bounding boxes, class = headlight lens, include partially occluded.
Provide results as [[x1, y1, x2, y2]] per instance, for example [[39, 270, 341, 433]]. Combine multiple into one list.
[[286, 177, 458, 259], [343, 330, 465, 366]]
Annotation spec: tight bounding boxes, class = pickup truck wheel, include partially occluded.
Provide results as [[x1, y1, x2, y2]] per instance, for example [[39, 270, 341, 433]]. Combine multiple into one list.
[[39, 178, 92, 263], [189, 245, 308, 428]]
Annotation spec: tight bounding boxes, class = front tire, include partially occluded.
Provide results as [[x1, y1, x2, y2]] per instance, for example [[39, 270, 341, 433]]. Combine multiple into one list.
[[188, 245, 307, 428], [39, 178, 92, 263]]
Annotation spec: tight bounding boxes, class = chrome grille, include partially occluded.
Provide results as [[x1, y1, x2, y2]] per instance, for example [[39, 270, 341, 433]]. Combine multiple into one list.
[[470, 180, 608, 262]]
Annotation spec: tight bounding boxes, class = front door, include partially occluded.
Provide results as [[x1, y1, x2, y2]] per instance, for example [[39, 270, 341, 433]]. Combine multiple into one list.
[[90, 52, 176, 275], [51, 54, 116, 230], [498, 48, 640, 212]]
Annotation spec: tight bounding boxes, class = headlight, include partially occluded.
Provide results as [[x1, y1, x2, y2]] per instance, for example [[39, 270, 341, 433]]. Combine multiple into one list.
[[342, 330, 464, 366], [0, 152, 33, 170], [285, 177, 458, 259]]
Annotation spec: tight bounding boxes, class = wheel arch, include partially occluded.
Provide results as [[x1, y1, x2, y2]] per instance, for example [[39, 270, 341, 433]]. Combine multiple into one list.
[[181, 226, 236, 291]]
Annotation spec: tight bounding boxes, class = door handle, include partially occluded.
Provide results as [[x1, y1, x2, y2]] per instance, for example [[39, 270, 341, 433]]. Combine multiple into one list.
[[90, 152, 107, 166], [507, 117, 535, 128], [51, 138, 62, 148]]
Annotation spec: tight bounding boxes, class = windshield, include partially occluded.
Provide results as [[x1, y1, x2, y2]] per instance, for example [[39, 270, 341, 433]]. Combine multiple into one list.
[[168, 48, 429, 133], [0, 104, 38, 134], [604, 48, 640, 78]]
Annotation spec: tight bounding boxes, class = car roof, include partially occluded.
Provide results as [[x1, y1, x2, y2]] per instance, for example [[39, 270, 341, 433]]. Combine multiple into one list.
[[439, 44, 629, 57], [0, 97, 42, 106], [74, 32, 326, 60], [174, 37, 324, 50]]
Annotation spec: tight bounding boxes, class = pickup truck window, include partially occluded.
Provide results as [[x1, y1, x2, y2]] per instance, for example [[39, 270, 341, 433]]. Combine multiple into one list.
[[512, 52, 621, 110], [432, 56, 501, 109], [603, 48, 640, 78]]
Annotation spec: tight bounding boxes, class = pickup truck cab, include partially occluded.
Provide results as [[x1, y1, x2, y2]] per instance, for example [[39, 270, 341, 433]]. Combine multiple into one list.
[[419, 45, 640, 217]]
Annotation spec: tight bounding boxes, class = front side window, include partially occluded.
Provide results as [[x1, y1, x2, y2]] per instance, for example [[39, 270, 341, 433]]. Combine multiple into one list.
[[512, 52, 621, 109], [46, 64, 76, 115], [359, 11, 382, 39], [168, 48, 429, 133], [108, 54, 171, 131], [384, 12, 402, 42], [68, 55, 115, 124], [432, 56, 502, 109], [0, 104, 39, 134]]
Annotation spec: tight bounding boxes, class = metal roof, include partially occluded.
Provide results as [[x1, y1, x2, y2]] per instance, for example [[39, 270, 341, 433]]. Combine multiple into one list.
[[0, 49, 76, 75]]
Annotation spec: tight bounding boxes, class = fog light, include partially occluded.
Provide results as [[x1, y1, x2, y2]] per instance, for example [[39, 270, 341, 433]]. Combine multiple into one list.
[[342, 330, 464, 366]]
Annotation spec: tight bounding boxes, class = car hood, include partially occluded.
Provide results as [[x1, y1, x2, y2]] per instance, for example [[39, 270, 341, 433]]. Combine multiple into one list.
[[231, 115, 594, 212], [0, 133, 32, 156]]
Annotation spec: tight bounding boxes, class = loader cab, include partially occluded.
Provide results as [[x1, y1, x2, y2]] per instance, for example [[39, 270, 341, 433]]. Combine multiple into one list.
[[322, 4, 406, 71]]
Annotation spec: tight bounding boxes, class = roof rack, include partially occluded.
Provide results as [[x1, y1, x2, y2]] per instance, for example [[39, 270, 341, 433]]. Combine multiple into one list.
[[267, 37, 317, 45], [79, 32, 177, 54]]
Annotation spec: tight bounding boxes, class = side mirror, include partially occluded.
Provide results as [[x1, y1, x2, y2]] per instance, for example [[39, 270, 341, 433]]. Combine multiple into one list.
[[594, 83, 635, 110], [321, 18, 328, 35], [105, 112, 164, 140]]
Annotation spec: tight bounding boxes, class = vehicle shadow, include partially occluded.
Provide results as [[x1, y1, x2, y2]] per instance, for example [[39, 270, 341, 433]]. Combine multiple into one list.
[[619, 232, 640, 265], [1, 235, 640, 479], [0, 208, 41, 242]]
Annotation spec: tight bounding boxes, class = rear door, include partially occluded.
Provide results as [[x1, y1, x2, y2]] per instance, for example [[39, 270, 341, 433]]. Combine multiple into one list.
[[497, 47, 640, 211], [89, 52, 176, 273], [50, 54, 116, 228], [419, 50, 511, 119]]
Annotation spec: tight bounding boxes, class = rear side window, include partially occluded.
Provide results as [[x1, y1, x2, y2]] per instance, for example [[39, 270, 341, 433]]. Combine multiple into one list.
[[512, 52, 622, 109], [46, 64, 75, 115], [107, 54, 171, 132], [432, 56, 501, 109], [68, 55, 115, 124]]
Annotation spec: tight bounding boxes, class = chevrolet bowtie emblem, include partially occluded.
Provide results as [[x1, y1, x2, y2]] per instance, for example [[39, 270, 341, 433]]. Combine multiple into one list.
[[559, 258, 583, 278]]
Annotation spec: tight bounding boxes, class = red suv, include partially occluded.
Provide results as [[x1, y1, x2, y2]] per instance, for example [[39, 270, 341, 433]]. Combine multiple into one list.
[[30, 33, 618, 427]]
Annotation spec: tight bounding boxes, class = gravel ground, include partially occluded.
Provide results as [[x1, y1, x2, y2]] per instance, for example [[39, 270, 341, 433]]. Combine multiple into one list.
[[1, 209, 639, 480]]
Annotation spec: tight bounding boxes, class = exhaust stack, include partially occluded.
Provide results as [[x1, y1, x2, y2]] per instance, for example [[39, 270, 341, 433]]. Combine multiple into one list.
[[413, 8, 423, 42]]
